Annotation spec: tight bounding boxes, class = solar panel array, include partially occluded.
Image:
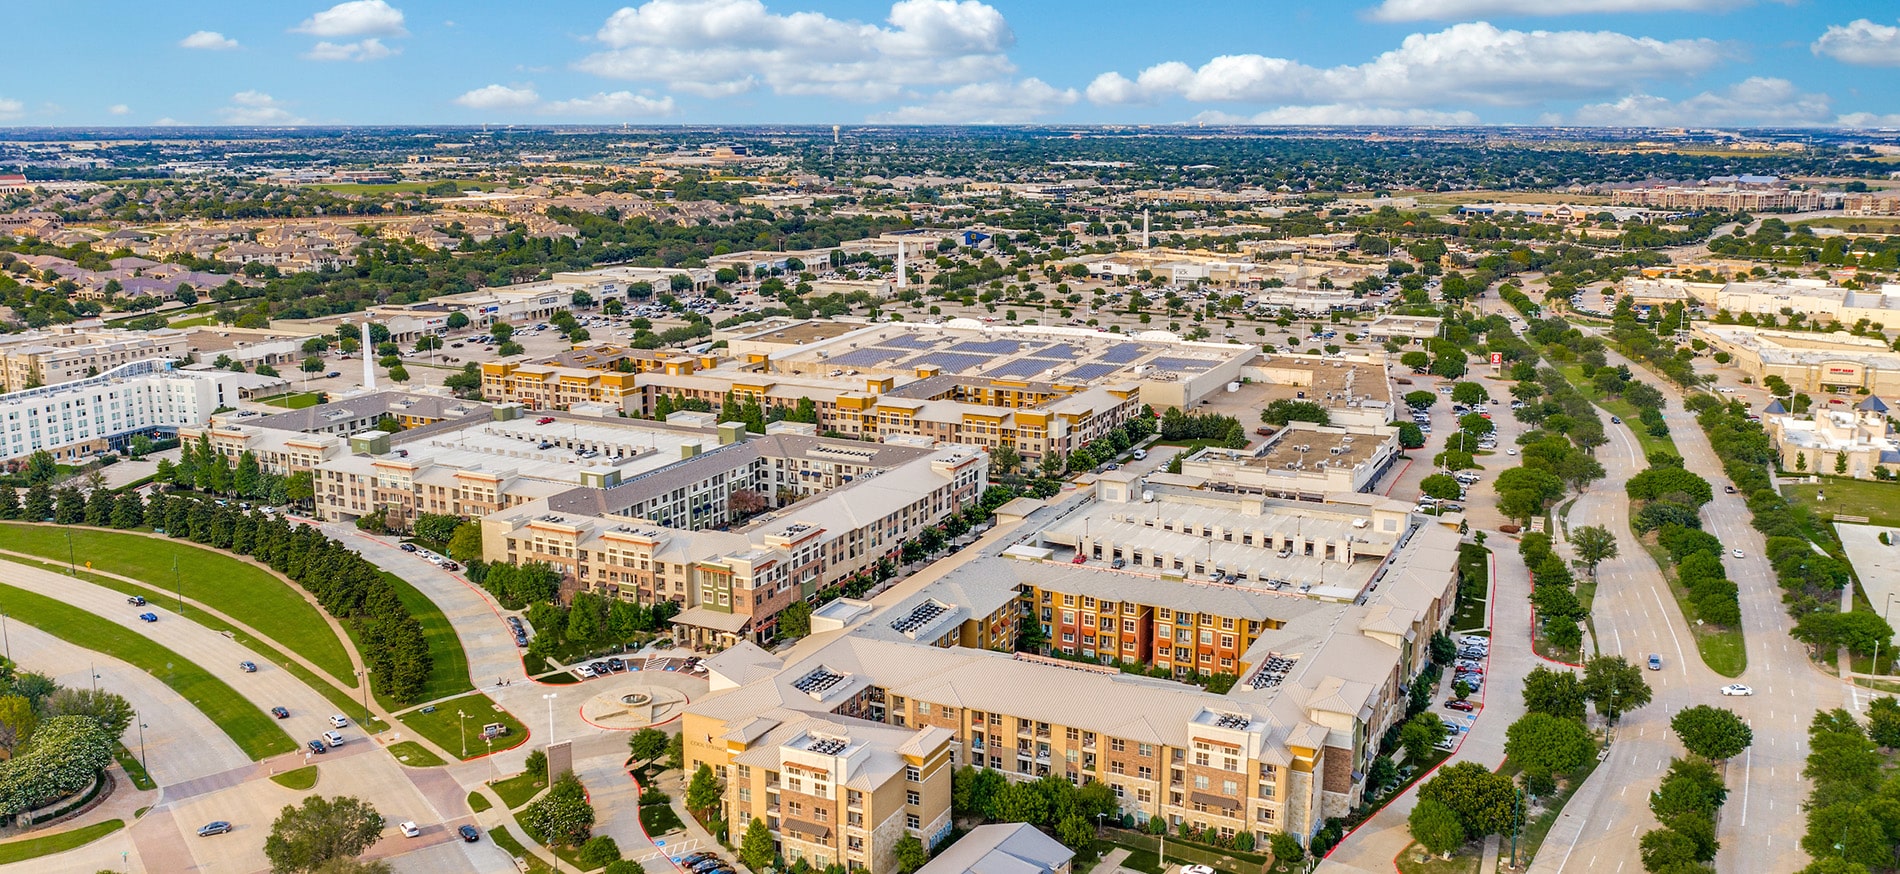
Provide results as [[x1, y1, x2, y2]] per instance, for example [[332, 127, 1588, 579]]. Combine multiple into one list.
[[890, 600, 948, 634], [1031, 344, 1076, 360], [793, 666, 847, 695], [910, 352, 988, 373], [949, 340, 1022, 356], [987, 358, 1056, 379], [1148, 356, 1217, 373], [1248, 656, 1299, 690], [1063, 363, 1119, 382], [877, 334, 934, 349], [806, 735, 849, 755], [828, 348, 900, 367], [1099, 344, 1145, 364], [1213, 712, 1252, 730]]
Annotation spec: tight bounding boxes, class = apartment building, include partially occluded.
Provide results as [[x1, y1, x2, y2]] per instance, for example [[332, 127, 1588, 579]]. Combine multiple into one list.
[[0, 327, 190, 392], [481, 443, 989, 645], [1611, 184, 1842, 211], [246, 391, 494, 437], [480, 360, 644, 410], [684, 480, 1462, 850], [175, 420, 345, 475], [0, 359, 253, 461]]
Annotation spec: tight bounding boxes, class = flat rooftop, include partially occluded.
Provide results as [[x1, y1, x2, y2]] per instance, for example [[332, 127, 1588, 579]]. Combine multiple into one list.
[[384, 414, 724, 484], [1254, 428, 1383, 470], [735, 320, 868, 346], [771, 322, 1249, 385]]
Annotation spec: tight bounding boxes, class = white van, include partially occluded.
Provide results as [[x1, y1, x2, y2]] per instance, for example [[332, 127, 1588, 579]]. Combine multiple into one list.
[[1131, 449, 1147, 461]]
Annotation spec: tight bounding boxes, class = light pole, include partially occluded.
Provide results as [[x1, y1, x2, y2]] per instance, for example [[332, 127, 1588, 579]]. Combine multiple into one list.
[[135, 712, 147, 775], [90, 663, 99, 694], [2, 611, 10, 663], [458, 709, 468, 759], [543, 693, 558, 743], [173, 556, 183, 616], [65, 529, 76, 576], [357, 669, 370, 729]]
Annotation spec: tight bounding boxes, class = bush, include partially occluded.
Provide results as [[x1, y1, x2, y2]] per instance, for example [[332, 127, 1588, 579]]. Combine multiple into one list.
[[580, 835, 623, 868]]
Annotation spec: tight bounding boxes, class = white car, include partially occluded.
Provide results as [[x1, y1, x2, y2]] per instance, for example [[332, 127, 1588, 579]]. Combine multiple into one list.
[[329, 714, 349, 728], [1506, 448, 1518, 456], [1720, 684, 1754, 696], [400, 821, 420, 838], [1731, 549, 1745, 559]]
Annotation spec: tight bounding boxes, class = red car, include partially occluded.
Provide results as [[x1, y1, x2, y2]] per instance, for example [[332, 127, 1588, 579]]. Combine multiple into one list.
[[1444, 700, 1476, 712], [1071, 554, 1087, 564], [536, 416, 555, 425]]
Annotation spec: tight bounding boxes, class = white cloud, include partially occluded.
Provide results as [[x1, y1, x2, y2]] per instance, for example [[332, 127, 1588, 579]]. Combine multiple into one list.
[[542, 91, 677, 117], [1839, 112, 1900, 128], [1195, 105, 1481, 125], [180, 30, 240, 50], [1571, 77, 1831, 126], [869, 78, 1076, 123], [1814, 19, 1900, 67], [293, 0, 407, 37], [154, 117, 186, 126], [1086, 22, 1722, 113], [304, 38, 398, 61], [108, 104, 131, 115], [1368, 0, 1762, 21], [454, 84, 542, 110], [0, 98, 22, 121], [217, 91, 307, 125], [576, 0, 1016, 101]]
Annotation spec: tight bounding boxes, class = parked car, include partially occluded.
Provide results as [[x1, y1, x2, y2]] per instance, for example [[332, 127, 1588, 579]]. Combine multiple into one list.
[[197, 821, 233, 837], [308, 740, 328, 755], [536, 417, 556, 425], [271, 706, 290, 719], [324, 731, 346, 747], [1111, 558, 1127, 569], [1444, 699, 1476, 712], [575, 664, 597, 679], [138, 612, 158, 622], [607, 657, 625, 672], [459, 824, 481, 842], [330, 714, 349, 728], [400, 543, 418, 552]]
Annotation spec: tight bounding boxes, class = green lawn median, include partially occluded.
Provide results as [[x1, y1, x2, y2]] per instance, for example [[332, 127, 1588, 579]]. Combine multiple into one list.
[[396, 693, 526, 760], [379, 572, 471, 703], [0, 580, 296, 759], [0, 819, 124, 864], [0, 523, 356, 686]]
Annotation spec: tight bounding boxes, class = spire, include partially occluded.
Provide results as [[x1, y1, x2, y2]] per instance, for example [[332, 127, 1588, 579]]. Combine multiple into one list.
[[361, 320, 376, 391]]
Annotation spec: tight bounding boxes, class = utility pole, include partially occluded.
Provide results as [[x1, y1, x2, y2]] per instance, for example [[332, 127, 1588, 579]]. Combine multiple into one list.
[[1510, 782, 1524, 869]]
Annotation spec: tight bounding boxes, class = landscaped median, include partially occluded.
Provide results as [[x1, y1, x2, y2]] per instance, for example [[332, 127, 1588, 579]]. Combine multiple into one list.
[[395, 693, 527, 760], [0, 522, 356, 686], [0, 819, 124, 864], [0, 580, 297, 759]]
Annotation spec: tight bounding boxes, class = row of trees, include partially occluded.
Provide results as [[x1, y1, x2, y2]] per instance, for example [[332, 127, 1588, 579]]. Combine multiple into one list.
[[1521, 532, 1587, 654], [156, 434, 314, 507], [1797, 708, 1900, 873], [1158, 408, 1246, 449], [952, 768, 1160, 861]]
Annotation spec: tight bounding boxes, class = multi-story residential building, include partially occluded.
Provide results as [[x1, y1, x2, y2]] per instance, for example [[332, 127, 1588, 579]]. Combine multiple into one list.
[[0, 359, 256, 461], [0, 327, 190, 392], [684, 477, 1461, 853], [245, 391, 493, 437], [1610, 183, 1842, 212], [480, 360, 645, 410]]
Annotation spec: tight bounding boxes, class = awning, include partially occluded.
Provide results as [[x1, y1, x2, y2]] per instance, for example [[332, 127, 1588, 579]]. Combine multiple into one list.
[[1190, 791, 1242, 812], [671, 606, 753, 634], [783, 818, 831, 841]]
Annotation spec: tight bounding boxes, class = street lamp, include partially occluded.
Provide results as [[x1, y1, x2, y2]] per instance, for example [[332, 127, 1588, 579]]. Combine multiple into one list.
[[357, 669, 370, 729], [173, 556, 183, 616], [458, 709, 468, 759], [2, 611, 11, 663], [65, 529, 76, 576], [90, 663, 99, 694], [543, 693, 558, 744], [135, 711, 147, 775]]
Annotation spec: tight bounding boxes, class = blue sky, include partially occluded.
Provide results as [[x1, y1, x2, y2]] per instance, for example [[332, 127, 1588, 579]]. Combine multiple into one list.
[[4, 0, 1899, 127]]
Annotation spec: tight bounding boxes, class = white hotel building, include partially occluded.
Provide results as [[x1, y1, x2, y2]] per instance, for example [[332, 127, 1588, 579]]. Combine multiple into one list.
[[0, 359, 253, 462]]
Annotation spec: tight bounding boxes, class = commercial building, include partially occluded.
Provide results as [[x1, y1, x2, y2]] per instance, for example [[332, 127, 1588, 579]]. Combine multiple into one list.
[[1240, 356, 1396, 429], [682, 474, 1463, 855], [1694, 325, 1900, 396], [1762, 396, 1900, 479], [178, 392, 493, 475], [1176, 421, 1400, 501], [0, 327, 190, 393], [1707, 279, 1900, 328], [0, 359, 256, 462]]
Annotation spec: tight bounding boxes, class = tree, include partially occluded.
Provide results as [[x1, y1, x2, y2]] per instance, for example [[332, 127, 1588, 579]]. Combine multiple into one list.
[[777, 601, 813, 639], [263, 795, 385, 874], [686, 763, 722, 816], [1521, 666, 1587, 722], [1570, 525, 1618, 577], [580, 837, 623, 870], [447, 523, 483, 563], [1417, 762, 1517, 838], [604, 861, 646, 874], [1868, 696, 1900, 748], [1420, 474, 1463, 501], [993, 780, 1048, 824], [1401, 351, 1431, 371], [0, 695, 37, 752], [524, 770, 596, 848], [1581, 655, 1653, 724], [1504, 712, 1595, 775], [1404, 390, 1438, 410], [739, 818, 775, 871], [387, 365, 410, 384], [1639, 827, 1700, 873], [893, 834, 928, 874], [989, 444, 1022, 475], [1055, 814, 1098, 859], [628, 728, 668, 767], [1670, 705, 1752, 761], [1451, 382, 1489, 405], [307, 860, 394, 874], [1804, 802, 1894, 871], [1399, 712, 1445, 764], [1409, 797, 1467, 857], [1262, 399, 1331, 426], [43, 688, 133, 740]]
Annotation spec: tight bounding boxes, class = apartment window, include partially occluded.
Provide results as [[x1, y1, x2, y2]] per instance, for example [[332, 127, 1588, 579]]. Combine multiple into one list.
[[1138, 744, 1155, 757], [1223, 780, 1238, 796], [1111, 738, 1126, 752], [1194, 775, 1209, 790], [906, 766, 921, 783], [907, 790, 921, 806], [906, 814, 921, 830]]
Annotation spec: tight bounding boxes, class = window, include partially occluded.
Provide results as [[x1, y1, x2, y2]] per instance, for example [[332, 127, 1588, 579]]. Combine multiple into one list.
[[906, 766, 921, 783], [907, 791, 921, 805], [906, 814, 921, 830], [1111, 738, 1126, 752]]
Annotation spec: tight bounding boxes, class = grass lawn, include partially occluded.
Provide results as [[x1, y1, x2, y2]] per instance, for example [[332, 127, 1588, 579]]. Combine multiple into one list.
[[0, 523, 355, 686], [356, 573, 470, 709], [1103, 830, 1270, 874], [0, 820, 124, 863], [640, 802, 685, 835], [1797, 216, 1900, 233], [468, 791, 493, 813], [270, 766, 319, 790], [398, 693, 526, 760], [5, 558, 388, 734], [0, 581, 296, 759], [491, 771, 547, 810], [1640, 539, 1747, 677], [115, 745, 155, 791], [256, 391, 323, 410], [387, 741, 446, 767], [167, 315, 217, 329], [488, 826, 555, 872], [515, 811, 588, 870], [1782, 478, 1900, 528], [1560, 365, 1678, 460], [1453, 543, 1490, 633], [1108, 844, 1164, 874]]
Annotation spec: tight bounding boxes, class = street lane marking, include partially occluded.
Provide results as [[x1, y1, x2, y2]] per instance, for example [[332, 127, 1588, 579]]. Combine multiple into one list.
[[1739, 744, 1752, 826]]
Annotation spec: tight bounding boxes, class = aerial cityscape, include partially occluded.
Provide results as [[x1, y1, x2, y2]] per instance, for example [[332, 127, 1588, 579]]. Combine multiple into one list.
[[3, 2, 1900, 874]]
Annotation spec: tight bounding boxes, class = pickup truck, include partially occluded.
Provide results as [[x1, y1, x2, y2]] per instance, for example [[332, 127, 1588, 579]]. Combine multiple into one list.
[[127, 595, 146, 606]]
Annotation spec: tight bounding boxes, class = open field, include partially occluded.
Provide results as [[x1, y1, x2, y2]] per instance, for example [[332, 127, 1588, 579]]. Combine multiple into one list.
[[397, 693, 526, 760], [1784, 478, 1900, 528], [257, 391, 324, 409], [300, 181, 496, 195], [0, 580, 297, 759], [1795, 217, 1900, 234], [0, 524, 356, 685], [490, 771, 546, 810], [1416, 190, 1612, 206]]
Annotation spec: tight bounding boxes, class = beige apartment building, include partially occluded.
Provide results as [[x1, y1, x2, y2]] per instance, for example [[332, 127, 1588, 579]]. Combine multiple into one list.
[[0, 327, 190, 392]]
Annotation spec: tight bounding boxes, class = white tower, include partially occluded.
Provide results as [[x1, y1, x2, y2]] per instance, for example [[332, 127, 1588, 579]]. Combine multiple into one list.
[[1142, 209, 1150, 249], [832, 124, 841, 145], [895, 240, 907, 290], [361, 320, 376, 391]]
